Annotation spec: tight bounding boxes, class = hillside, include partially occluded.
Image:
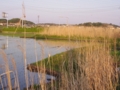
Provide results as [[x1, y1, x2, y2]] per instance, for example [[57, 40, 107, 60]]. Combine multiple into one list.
[[0, 18, 35, 25], [79, 22, 119, 28], [0, 19, 6, 23]]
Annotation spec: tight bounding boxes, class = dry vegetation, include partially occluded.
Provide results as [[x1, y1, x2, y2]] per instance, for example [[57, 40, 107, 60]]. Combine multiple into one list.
[[0, 26, 120, 90], [41, 26, 120, 38], [59, 42, 118, 90]]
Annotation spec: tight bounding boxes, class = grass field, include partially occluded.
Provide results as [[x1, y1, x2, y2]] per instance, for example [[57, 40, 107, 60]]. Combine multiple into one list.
[[0, 26, 44, 38], [2, 27, 44, 32]]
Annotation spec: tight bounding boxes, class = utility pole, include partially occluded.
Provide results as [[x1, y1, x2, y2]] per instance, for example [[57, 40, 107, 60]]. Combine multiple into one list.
[[22, 2, 26, 28], [38, 15, 39, 24], [59, 16, 61, 26], [22, 2, 28, 90], [66, 17, 68, 26], [2, 12, 9, 48], [59, 16, 69, 26], [2, 12, 8, 28]]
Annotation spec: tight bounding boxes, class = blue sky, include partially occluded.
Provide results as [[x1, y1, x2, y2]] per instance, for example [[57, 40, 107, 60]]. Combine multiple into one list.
[[0, 0, 120, 25]]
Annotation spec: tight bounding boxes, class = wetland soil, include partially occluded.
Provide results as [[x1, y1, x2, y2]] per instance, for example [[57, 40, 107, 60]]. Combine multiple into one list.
[[27, 64, 60, 78]]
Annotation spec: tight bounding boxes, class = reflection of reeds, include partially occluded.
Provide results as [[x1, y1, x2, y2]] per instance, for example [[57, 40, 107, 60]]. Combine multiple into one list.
[[0, 50, 20, 90], [38, 41, 46, 90], [18, 43, 29, 90], [0, 49, 12, 90], [11, 56, 20, 90]]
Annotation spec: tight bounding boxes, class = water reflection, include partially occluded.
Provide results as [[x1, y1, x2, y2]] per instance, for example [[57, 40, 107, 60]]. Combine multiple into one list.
[[39, 39, 81, 49], [1, 44, 7, 49], [0, 36, 81, 89]]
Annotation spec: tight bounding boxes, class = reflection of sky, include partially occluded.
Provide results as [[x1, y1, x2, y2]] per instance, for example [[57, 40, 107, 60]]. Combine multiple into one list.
[[0, 0, 120, 25], [0, 36, 70, 89]]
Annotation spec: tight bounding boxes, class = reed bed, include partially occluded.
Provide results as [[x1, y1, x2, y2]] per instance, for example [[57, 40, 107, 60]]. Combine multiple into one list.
[[0, 26, 119, 90], [41, 26, 120, 38], [59, 41, 118, 90]]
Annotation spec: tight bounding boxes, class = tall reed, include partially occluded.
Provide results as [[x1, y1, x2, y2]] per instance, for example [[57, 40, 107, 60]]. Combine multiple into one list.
[[0, 26, 119, 90], [59, 40, 118, 90], [41, 26, 120, 38]]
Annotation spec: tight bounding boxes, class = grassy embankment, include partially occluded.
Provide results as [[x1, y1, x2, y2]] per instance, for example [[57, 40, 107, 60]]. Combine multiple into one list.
[[30, 41, 119, 90], [26, 26, 120, 90], [0, 26, 44, 37], [1, 26, 120, 41], [1, 26, 120, 89]]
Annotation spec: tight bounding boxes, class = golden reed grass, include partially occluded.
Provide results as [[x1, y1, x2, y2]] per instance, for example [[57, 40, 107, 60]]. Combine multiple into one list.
[[60, 41, 118, 90], [0, 26, 119, 90], [41, 26, 120, 38]]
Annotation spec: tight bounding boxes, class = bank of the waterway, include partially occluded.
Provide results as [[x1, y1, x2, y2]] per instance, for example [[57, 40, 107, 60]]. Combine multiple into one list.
[[0, 35, 80, 89]]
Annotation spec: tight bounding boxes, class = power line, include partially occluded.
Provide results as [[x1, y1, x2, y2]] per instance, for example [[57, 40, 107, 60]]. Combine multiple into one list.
[[25, 6, 119, 14], [1, 5, 119, 13], [26, 4, 120, 10], [0, 5, 119, 15]]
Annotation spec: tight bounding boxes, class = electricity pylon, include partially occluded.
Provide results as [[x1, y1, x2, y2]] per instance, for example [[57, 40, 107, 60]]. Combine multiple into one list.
[[2, 12, 8, 28], [22, 2, 26, 28]]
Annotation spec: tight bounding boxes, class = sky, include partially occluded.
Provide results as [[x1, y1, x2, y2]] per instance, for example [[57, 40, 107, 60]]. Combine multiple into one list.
[[0, 0, 120, 25]]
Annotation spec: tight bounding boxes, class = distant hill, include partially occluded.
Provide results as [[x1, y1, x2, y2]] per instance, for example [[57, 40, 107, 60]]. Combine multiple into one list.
[[0, 18, 35, 25], [78, 22, 119, 28], [37, 23, 58, 26], [0, 19, 6, 23]]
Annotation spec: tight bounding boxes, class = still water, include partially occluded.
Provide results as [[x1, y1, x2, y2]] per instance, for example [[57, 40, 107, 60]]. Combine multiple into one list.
[[0, 36, 80, 90]]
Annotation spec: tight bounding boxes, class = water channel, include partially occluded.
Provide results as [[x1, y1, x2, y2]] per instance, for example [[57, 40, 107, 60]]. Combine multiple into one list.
[[0, 36, 81, 90]]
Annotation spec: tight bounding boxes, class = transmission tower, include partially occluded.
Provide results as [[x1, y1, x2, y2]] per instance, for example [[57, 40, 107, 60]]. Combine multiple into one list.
[[38, 15, 39, 24], [2, 12, 8, 28], [59, 16, 69, 26], [22, 2, 26, 28]]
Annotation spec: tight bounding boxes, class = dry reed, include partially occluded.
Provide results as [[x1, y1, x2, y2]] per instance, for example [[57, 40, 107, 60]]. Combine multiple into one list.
[[59, 40, 118, 90], [41, 26, 120, 38], [0, 26, 119, 90]]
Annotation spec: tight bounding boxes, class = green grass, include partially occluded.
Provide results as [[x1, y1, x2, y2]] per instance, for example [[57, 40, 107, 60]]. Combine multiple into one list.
[[35, 34, 69, 40], [111, 50, 120, 57], [0, 26, 44, 38], [32, 49, 77, 72], [34, 34, 112, 42], [2, 27, 44, 32], [32, 41, 120, 73], [32, 52, 65, 72], [30, 44, 119, 90], [32, 48, 82, 73], [0, 32, 35, 38]]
